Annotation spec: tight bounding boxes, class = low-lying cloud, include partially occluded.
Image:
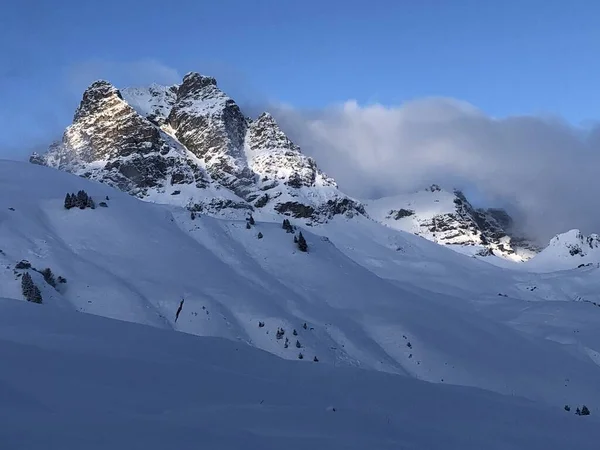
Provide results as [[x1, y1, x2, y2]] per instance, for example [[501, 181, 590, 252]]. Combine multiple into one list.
[[271, 99, 600, 243]]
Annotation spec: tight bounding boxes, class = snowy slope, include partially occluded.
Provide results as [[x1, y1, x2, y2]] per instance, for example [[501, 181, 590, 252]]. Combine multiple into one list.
[[2, 299, 598, 450], [3, 160, 600, 411]]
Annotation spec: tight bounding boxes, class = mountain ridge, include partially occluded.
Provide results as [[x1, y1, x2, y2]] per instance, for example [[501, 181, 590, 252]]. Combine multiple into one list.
[[30, 72, 577, 261]]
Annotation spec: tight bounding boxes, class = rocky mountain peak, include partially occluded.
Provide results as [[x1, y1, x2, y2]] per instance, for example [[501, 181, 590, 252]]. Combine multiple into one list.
[[74, 80, 122, 121], [180, 72, 218, 93], [31, 72, 366, 223]]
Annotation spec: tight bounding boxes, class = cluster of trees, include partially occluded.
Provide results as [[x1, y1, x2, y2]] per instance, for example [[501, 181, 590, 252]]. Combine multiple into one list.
[[18, 264, 67, 305], [295, 232, 308, 252], [565, 404, 591, 415], [282, 219, 308, 251], [282, 218, 294, 233], [64, 190, 95, 210]]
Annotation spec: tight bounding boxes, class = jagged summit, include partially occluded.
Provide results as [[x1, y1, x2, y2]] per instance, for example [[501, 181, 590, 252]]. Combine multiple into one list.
[[31, 72, 365, 223], [365, 185, 538, 261], [179, 71, 218, 91]]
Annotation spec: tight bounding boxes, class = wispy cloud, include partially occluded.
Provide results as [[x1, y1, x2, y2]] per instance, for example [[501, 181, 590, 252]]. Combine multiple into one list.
[[66, 58, 182, 94], [271, 99, 600, 243]]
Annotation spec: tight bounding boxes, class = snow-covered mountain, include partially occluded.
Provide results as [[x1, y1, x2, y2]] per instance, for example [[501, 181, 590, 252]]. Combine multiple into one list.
[[3, 160, 600, 413], [32, 73, 364, 223], [32, 72, 544, 260], [524, 229, 600, 271], [366, 184, 538, 261]]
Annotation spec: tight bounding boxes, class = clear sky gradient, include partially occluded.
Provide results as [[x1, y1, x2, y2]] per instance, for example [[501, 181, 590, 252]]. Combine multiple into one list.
[[1, 0, 599, 153]]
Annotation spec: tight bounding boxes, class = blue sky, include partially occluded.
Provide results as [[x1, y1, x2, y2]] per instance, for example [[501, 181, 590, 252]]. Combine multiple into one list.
[[1, 0, 599, 155]]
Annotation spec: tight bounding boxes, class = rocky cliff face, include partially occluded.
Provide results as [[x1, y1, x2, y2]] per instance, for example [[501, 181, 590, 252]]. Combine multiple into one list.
[[31, 72, 364, 223]]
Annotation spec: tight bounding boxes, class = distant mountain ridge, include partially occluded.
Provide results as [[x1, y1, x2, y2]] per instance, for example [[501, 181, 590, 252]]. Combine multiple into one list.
[[365, 184, 539, 261]]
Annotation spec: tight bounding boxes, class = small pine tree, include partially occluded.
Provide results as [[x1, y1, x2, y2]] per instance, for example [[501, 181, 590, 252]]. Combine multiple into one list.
[[313, 356, 319, 362], [257, 232, 263, 239], [284, 337, 289, 348], [21, 272, 42, 304], [57, 276, 67, 284], [297, 232, 308, 252], [576, 407, 581, 415], [258, 321, 265, 328], [41, 268, 56, 288], [64, 193, 73, 209], [303, 322, 308, 330], [76, 190, 88, 209], [581, 405, 590, 416], [564, 405, 571, 412], [296, 340, 302, 348], [293, 329, 298, 336], [246, 222, 251, 229], [190, 211, 196, 220], [248, 215, 255, 225], [298, 353, 304, 359]]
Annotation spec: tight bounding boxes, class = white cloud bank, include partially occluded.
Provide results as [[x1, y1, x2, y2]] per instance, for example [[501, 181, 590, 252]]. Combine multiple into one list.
[[271, 99, 600, 243]]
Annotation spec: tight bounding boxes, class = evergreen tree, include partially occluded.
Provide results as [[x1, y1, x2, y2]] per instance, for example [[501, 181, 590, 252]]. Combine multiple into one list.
[[41, 268, 56, 288], [64, 193, 73, 209], [297, 232, 308, 252], [298, 353, 304, 359], [296, 340, 302, 348], [246, 222, 251, 229], [581, 405, 590, 416], [564, 405, 571, 412], [76, 190, 88, 209], [303, 322, 308, 330], [293, 329, 298, 336], [313, 356, 319, 362], [276, 328, 285, 340], [257, 232, 263, 239], [248, 215, 255, 225], [21, 272, 42, 304], [576, 407, 581, 415]]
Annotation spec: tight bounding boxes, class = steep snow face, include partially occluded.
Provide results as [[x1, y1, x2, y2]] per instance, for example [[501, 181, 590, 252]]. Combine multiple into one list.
[[365, 184, 537, 261], [121, 83, 178, 125], [33, 72, 365, 223], [4, 161, 600, 410], [246, 112, 335, 189], [3, 299, 600, 450], [526, 229, 600, 272]]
